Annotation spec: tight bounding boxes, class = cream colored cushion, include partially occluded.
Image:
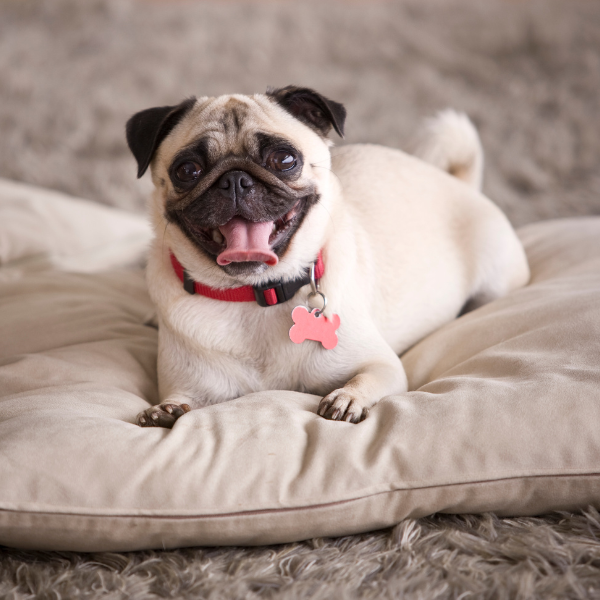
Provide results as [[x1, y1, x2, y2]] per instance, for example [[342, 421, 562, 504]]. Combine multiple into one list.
[[1, 180, 599, 551]]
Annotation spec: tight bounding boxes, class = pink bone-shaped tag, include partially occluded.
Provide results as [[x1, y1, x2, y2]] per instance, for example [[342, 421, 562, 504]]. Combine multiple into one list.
[[289, 306, 341, 350]]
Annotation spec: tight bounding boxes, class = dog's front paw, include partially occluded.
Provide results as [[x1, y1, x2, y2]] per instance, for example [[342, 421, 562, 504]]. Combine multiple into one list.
[[317, 390, 369, 424], [137, 403, 191, 428]]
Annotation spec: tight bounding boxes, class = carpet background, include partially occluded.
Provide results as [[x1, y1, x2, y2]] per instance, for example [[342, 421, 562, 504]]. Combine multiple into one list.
[[1, 0, 600, 598]]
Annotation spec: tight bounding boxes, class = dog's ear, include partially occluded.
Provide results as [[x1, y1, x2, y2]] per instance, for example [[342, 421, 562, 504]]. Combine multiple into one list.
[[267, 86, 346, 138], [126, 97, 196, 178]]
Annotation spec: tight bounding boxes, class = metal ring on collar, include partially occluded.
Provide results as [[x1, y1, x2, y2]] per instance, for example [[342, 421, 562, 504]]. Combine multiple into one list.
[[307, 290, 327, 316], [309, 262, 318, 295]]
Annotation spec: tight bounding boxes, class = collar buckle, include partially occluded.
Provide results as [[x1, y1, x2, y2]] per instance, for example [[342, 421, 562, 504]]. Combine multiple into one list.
[[253, 275, 310, 307]]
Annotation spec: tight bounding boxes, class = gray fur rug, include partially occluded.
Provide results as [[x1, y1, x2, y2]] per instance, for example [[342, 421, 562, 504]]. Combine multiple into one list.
[[1, 0, 600, 598], [3, 512, 600, 599]]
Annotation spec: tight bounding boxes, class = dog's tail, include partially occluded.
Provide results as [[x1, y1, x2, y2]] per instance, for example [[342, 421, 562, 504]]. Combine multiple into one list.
[[410, 110, 484, 192]]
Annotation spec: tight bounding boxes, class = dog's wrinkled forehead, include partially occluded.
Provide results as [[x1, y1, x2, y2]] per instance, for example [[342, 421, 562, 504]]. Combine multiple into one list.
[[180, 96, 272, 156], [163, 95, 311, 168]]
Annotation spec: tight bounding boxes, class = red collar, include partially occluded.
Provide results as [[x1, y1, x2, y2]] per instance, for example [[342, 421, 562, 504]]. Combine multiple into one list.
[[170, 251, 324, 307]]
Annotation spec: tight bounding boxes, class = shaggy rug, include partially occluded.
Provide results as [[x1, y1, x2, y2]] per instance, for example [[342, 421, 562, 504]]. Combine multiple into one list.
[[3, 512, 600, 599], [1, 0, 600, 598]]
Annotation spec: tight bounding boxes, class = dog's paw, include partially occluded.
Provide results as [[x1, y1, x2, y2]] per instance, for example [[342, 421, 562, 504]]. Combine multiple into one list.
[[137, 403, 191, 428], [317, 390, 369, 424]]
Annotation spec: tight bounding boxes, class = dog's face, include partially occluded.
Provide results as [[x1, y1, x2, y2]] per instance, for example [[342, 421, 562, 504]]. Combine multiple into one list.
[[127, 87, 346, 285]]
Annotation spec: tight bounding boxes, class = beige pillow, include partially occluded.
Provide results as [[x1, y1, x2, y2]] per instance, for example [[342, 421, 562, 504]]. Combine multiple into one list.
[[0, 182, 599, 551]]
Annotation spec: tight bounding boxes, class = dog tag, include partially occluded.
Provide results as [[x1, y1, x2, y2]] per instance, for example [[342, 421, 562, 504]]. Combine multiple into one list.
[[289, 305, 341, 350]]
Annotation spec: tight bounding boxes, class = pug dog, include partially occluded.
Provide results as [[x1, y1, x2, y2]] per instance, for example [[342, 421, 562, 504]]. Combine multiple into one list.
[[126, 86, 529, 428]]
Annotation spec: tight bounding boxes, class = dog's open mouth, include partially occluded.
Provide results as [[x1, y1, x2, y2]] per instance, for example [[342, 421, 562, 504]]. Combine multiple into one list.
[[184, 199, 304, 267]]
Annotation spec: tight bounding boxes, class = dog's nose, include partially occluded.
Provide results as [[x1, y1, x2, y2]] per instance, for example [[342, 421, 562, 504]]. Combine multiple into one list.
[[217, 171, 254, 202]]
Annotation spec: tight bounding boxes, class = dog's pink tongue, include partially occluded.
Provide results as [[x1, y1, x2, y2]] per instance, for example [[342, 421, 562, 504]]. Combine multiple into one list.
[[217, 217, 278, 266]]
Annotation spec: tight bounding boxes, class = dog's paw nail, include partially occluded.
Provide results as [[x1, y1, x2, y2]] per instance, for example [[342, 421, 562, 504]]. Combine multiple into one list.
[[182, 404, 191, 413], [139, 416, 146, 425], [165, 405, 173, 414], [331, 409, 341, 420], [151, 412, 159, 420], [324, 406, 336, 419]]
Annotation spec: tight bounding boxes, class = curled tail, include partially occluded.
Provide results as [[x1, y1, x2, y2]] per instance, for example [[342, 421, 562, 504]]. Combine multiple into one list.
[[410, 109, 484, 192]]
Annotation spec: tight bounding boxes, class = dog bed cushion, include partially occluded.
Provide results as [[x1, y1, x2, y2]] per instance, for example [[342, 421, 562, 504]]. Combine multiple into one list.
[[1, 180, 599, 552]]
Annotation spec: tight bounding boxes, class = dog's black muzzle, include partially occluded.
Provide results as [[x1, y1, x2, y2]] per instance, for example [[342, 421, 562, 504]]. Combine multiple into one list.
[[167, 157, 302, 229]]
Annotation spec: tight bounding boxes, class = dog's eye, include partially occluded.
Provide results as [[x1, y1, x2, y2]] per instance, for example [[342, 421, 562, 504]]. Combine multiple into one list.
[[266, 151, 297, 172], [175, 161, 202, 183]]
